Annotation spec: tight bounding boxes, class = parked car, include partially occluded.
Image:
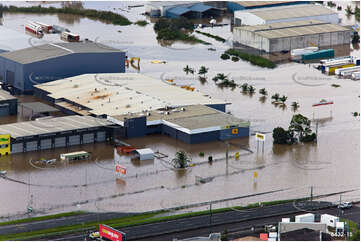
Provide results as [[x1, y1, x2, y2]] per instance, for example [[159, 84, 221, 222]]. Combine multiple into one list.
[[89, 232, 101, 240], [338, 202, 352, 209]]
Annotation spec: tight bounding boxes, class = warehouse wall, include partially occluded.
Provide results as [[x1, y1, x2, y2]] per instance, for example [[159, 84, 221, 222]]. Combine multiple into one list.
[[124, 116, 147, 138], [0, 56, 24, 92], [206, 104, 226, 112], [0, 99, 17, 116], [22, 52, 125, 92]]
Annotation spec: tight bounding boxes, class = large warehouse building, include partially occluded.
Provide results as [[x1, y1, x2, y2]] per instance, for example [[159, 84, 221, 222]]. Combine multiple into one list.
[[0, 89, 17, 116], [234, 4, 339, 26], [34, 73, 250, 144], [0, 41, 125, 94], [227, 1, 309, 13], [233, 20, 351, 53], [145, 1, 221, 18]]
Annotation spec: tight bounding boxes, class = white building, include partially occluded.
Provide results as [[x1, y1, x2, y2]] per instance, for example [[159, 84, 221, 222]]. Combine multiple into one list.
[[234, 4, 339, 26]]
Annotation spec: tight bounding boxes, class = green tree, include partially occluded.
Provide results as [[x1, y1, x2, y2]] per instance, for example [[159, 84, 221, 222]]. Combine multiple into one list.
[[280, 95, 288, 104], [241, 83, 248, 92], [248, 85, 256, 93], [271, 93, 280, 102], [346, 5, 353, 15], [259, 88, 267, 96], [273, 127, 293, 144], [172, 151, 191, 168], [183, 65, 192, 75], [220, 53, 230, 60], [291, 102, 299, 111], [198, 66, 209, 77], [288, 114, 314, 142]]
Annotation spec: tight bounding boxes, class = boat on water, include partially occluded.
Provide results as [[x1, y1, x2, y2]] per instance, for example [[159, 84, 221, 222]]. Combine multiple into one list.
[[25, 21, 44, 38]]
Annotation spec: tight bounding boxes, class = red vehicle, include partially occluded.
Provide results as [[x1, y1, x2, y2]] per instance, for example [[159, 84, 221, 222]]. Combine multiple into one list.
[[25, 21, 44, 38], [34, 21, 53, 33], [61, 31, 80, 42]]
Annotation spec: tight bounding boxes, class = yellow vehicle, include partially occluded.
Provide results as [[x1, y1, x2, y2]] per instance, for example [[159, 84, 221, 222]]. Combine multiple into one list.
[[0, 134, 11, 156]]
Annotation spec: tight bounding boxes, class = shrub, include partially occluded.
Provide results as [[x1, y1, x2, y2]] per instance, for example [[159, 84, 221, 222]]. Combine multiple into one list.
[[273, 127, 293, 144], [199, 152, 204, 157], [134, 20, 148, 26], [221, 53, 230, 60], [224, 49, 276, 68], [231, 56, 239, 62]]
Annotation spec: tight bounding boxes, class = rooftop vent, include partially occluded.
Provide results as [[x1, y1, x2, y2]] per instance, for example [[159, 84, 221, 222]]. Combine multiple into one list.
[[146, 112, 151, 116]]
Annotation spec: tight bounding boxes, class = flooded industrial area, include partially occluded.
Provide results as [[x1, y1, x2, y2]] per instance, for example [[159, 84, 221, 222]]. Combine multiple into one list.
[[0, 1, 359, 220]]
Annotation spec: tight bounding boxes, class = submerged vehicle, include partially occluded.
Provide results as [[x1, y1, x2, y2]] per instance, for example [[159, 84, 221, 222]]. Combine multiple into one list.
[[25, 21, 44, 38]]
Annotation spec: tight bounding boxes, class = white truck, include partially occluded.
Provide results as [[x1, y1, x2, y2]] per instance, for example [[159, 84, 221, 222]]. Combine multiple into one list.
[[295, 213, 315, 223], [321, 214, 339, 228]]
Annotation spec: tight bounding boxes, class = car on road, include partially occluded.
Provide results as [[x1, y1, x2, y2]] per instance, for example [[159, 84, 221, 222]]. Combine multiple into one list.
[[338, 202, 352, 209], [89, 232, 101, 240]]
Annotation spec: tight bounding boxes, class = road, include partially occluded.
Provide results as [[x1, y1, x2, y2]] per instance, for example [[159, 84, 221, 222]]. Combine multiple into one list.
[[45, 201, 359, 241]]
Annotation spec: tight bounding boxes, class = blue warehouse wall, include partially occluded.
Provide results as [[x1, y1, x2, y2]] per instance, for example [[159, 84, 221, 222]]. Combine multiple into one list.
[[22, 52, 125, 92], [0, 56, 24, 92], [125, 116, 147, 138], [190, 131, 220, 144], [219, 127, 249, 140]]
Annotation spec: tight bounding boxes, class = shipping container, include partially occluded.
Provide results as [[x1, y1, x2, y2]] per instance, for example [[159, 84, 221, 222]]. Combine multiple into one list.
[[291, 47, 318, 57], [60, 151, 90, 161], [302, 49, 334, 61], [295, 213, 315, 223], [335, 66, 359, 76], [325, 63, 355, 75], [320, 56, 353, 65]]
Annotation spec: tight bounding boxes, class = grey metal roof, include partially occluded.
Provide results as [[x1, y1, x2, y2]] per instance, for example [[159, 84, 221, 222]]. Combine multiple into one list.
[[0, 115, 111, 138], [0, 41, 123, 65], [231, 1, 300, 8], [246, 4, 337, 21], [189, 3, 214, 12], [20, 102, 58, 113], [236, 21, 350, 39], [168, 6, 191, 15], [0, 89, 17, 101], [147, 1, 195, 8]]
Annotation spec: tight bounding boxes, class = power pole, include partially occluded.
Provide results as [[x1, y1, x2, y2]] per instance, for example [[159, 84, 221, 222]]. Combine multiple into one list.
[[225, 141, 229, 175], [209, 203, 213, 233], [310, 186, 313, 211]]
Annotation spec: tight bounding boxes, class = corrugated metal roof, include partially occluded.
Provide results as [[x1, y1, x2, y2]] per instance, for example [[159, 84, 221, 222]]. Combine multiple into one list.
[[167, 6, 191, 15], [246, 4, 337, 20], [35, 73, 226, 116], [231, 1, 300, 8], [0, 115, 111, 138], [188, 3, 213, 12], [235, 21, 350, 39], [20, 102, 58, 113], [0, 41, 123, 65], [0, 89, 17, 101], [147, 1, 195, 8]]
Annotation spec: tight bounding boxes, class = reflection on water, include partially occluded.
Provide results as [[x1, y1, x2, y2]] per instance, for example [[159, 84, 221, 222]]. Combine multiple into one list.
[[0, 1, 359, 218]]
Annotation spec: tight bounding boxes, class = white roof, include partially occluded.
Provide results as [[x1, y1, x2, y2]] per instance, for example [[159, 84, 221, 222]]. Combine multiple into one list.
[[135, 148, 154, 155], [35, 73, 226, 116]]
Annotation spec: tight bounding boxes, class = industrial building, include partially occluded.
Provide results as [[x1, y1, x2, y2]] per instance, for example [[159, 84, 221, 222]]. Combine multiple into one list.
[[0, 89, 17, 116], [0, 115, 112, 154], [34, 73, 250, 144], [226, 1, 309, 13], [234, 4, 339, 26], [145, 1, 221, 18], [233, 20, 351, 53], [0, 41, 125, 94], [0, 26, 32, 53]]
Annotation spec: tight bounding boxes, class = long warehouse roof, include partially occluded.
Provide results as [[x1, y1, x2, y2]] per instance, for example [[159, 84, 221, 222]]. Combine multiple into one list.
[[236, 21, 350, 39], [0, 115, 111, 138], [0, 41, 123, 65], [240, 4, 337, 20], [231, 1, 301, 8], [237, 20, 325, 32], [35, 73, 226, 116]]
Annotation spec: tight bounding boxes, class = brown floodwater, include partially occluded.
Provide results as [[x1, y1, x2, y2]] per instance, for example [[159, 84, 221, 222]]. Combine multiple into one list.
[[0, 1, 359, 220]]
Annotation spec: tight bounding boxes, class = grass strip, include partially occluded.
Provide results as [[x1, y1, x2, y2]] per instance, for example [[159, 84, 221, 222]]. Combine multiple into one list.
[[340, 218, 360, 241], [0, 5, 132, 26], [0, 197, 308, 240], [195, 30, 226, 43], [224, 48, 276, 69], [134, 20, 148, 26], [0, 211, 86, 227]]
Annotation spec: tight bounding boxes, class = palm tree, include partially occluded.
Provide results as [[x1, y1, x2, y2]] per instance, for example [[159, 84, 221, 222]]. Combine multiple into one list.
[[271, 93, 280, 102], [346, 5, 353, 15], [259, 88, 267, 96], [212, 73, 227, 82], [279, 95, 288, 104], [248, 85, 255, 94], [183, 65, 192, 75], [241, 83, 248, 93], [172, 151, 191, 169], [291, 102, 299, 111], [198, 66, 209, 77]]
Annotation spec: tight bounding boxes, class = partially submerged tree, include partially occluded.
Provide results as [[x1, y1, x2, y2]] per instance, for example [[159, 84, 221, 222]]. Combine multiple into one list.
[[271, 93, 280, 102], [172, 151, 191, 169], [240, 83, 248, 93], [259, 88, 267, 96], [198, 66, 209, 77]]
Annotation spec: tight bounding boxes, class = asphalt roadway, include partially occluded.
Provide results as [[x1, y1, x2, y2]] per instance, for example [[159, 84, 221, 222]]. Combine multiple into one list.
[[40, 201, 359, 241]]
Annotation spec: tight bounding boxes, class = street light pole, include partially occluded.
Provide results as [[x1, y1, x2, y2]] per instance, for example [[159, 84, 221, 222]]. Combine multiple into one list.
[[226, 141, 229, 175], [209, 203, 213, 233]]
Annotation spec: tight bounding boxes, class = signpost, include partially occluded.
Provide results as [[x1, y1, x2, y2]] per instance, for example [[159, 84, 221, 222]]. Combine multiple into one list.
[[99, 224, 126, 241], [255, 133, 265, 154]]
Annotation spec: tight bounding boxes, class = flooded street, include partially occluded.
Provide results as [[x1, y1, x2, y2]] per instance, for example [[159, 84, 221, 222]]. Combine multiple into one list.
[[0, 1, 359, 219]]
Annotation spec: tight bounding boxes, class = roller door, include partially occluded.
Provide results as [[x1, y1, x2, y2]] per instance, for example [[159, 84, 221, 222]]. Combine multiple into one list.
[[55, 137, 66, 148], [68, 135, 80, 145], [11, 143, 23, 153], [96, 131, 106, 142], [26, 141, 38, 151], [0, 104, 9, 117], [40, 139, 52, 150], [82, 133, 94, 144]]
